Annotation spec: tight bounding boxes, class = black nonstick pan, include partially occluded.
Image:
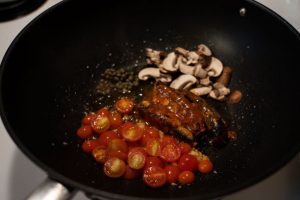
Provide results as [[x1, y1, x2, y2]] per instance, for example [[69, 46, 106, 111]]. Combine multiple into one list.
[[1, 0, 300, 199]]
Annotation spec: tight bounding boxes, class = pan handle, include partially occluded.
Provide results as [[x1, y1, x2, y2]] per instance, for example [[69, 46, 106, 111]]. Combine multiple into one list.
[[26, 178, 76, 200]]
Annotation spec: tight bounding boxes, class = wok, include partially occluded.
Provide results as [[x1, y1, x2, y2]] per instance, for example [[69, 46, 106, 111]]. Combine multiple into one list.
[[1, 0, 300, 199]]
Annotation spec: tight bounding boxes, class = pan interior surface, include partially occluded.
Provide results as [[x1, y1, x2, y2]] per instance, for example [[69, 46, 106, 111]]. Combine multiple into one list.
[[0, 0, 300, 199]]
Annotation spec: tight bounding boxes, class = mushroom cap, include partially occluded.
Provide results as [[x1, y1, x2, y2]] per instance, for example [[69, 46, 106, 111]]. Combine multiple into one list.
[[206, 57, 223, 77], [190, 86, 212, 96], [138, 67, 161, 80], [197, 44, 212, 56], [170, 74, 197, 90], [160, 52, 178, 72]]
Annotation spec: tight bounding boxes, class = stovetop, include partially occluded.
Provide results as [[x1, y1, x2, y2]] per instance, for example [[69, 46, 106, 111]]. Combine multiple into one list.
[[0, 1, 300, 199]]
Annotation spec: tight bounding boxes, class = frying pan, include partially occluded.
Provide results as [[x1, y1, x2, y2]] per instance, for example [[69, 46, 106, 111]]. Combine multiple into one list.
[[1, 0, 300, 199]]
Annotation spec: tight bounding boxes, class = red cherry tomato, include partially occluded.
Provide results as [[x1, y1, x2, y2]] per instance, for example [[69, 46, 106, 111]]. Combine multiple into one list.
[[144, 156, 164, 169], [81, 113, 96, 125], [91, 114, 110, 134], [123, 165, 141, 180], [104, 157, 126, 178], [96, 107, 110, 116], [92, 146, 107, 163], [143, 166, 167, 188], [98, 131, 119, 147], [146, 138, 161, 156], [107, 138, 128, 153], [160, 143, 181, 162], [198, 159, 214, 174], [121, 122, 143, 142], [140, 126, 160, 146], [107, 150, 128, 161], [164, 165, 180, 183], [178, 143, 192, 154], [76, 125, 93, 139], [115, 98, 134, 114], [127, 147, 147, 170], [108, 111, 123, 129], [81, 140, 100, 153], [178, 170, 195, 185], [161, 135, 178, 147], [178, 154, 198, 172]]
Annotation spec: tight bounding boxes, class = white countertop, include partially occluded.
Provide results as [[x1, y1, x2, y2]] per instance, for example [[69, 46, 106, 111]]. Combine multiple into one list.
[[0, 1, 300, 199]]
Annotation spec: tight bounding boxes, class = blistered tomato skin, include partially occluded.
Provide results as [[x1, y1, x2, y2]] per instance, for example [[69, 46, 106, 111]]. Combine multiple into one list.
[[198, 159, 214, 174], [178, 171, 195, 185], [92, 146, 107, 163], [82, 140, 100, 153], [81, 114, 96, 125], [107, 138, 128, 153], [144, 156, 164, 169], [98, 131, 119, 147], [143, 166, 167, 188], [76, 125, 93, 139], [164, 165, 180, 183], [109, 111, 123, 129], [178, 154, 198, 172]]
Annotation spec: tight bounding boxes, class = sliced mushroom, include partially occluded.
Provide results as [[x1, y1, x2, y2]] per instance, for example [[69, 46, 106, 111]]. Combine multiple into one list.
[[145, 48, 165, 65], [197, 44, 212, 56], [194, 64, 207, 78], [190, 86, 212, 96], [205, 57, 223, 77], [185, 51, 199, 65], [199, 76, 211, 86], [138, 67, 172, 83], [209, 83, 230, 101], [209, 90, 225, 101], [159, 52, 178, 73], [170, 74, 197, 90]]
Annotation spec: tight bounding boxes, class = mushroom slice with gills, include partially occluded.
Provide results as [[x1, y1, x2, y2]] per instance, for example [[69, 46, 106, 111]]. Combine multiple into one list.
[[159, 52, 178, 73], [175, 47, 199, 65], [199, 76, 211, 86], [197, 44, 212, 56], [177, 56, 207, 78], [205, 57, 223, 77], [145, 48, 165, 66], [170, 74, 197, 90], [138, 67, 172, 83], [190, 86, 212, 96]]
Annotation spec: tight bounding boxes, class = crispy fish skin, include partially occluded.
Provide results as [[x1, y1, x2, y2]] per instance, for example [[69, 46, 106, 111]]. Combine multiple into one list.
[[138, 83, 227, 144]]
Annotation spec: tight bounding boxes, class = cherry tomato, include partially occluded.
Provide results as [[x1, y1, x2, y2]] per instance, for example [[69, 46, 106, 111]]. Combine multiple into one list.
[[96, 107, 110, 116], [107, 150, 128, 161], [164, 165, 180, 183], [81, 113, 96, 125], [104, 157, 126, 178], [178, 154, 198, 172], [160, 143, 181, 162], [127, 147, 147, 170], [92, 146, 107, 163], [81, 140, 100, 153], [140, 126, 160, 146], [179, 143, 192, 154], [123, 165, 141, 180], [143, 166, 167, 188], [76, 125, 93, 139], [115, 98, 134, 114], [161, 135, 178, 147], [98, 131, 119, 147], [121, 122, 143, 142], [107, 138, 128, 153], [198, 159, 214, 174], [178, 171, 195, 185], [108, 111, 123, 129], [146, 138, 161, 156], [144, 156, 164, 169], [91, 114, 110, 134]]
